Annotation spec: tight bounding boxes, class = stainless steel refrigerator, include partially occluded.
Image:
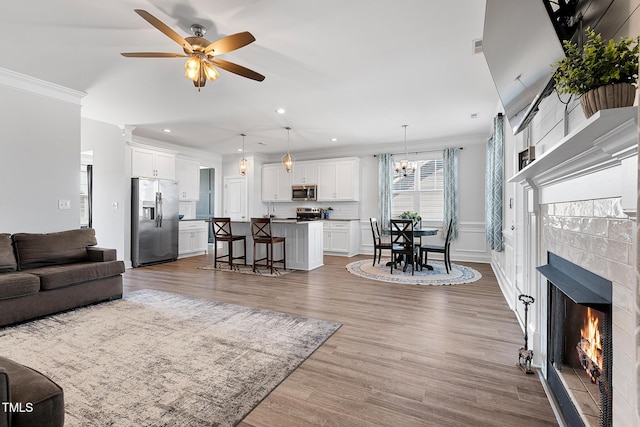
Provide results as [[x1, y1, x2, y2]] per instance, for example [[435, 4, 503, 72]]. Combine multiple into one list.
[[131, 178, 179, 267]]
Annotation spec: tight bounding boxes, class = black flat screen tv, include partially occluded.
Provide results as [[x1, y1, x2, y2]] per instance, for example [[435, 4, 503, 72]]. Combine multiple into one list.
[[483, 0, 566, 135]]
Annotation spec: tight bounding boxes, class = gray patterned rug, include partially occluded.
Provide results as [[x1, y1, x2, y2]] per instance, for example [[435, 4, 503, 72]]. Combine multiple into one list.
[[0, 290, 340, 426], [346, 259, 482, 285]]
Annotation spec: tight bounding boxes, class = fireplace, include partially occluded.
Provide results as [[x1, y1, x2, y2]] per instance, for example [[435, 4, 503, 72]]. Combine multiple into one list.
[[538, 252, 613, 427]]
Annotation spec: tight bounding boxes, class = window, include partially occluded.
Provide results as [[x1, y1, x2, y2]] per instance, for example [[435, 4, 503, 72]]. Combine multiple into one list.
[[391, 157, 444, 222]]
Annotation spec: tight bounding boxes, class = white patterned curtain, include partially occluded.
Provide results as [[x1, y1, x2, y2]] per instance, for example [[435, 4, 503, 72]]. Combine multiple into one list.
[[378, 153, 393, 230], [485, 113, 504, 252], [443, 147, 459, 239]]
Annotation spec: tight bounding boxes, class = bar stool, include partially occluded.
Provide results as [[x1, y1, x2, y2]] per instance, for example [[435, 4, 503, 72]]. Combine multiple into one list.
[[211, 217, 246, 269], [250, 218, 286, 274]]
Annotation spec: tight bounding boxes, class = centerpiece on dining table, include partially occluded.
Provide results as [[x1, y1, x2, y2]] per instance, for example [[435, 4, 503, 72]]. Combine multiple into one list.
[[400, 211, 421, 226]]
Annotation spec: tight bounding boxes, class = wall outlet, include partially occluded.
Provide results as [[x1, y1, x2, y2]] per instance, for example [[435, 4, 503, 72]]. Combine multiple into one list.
[[112, 202, 119, 210], [58, 199, 71, 210]]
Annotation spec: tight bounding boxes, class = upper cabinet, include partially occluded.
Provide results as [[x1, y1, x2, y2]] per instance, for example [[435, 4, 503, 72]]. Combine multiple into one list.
[[291, 161, 318, 185], [316, 158, 360, 201], [131, 147, 176, 179], [176, 158, 200, 201], [261, 164, 292, 202]]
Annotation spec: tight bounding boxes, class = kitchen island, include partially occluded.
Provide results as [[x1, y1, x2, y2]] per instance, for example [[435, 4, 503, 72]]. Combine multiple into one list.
[[228, 220, 323, 271]]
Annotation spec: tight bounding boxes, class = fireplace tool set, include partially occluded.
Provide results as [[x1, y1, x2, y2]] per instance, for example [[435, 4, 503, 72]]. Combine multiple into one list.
[[518, 294, 535, 374]]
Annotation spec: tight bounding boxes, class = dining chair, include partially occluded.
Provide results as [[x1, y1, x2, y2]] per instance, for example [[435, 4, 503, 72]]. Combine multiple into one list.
[[390, 219, 420, 275], [370, 218, 393, 266], [211, 218, 247, 269], [251, 218, 286, 274], [420, 219, 453, 273]]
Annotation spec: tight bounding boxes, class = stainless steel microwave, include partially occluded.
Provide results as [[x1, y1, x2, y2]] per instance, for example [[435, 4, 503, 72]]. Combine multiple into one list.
[[291, 185, 317, 201]]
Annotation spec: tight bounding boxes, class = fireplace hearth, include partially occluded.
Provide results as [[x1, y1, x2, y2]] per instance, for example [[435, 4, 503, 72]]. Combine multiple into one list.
[[538, 252, 612, 427]]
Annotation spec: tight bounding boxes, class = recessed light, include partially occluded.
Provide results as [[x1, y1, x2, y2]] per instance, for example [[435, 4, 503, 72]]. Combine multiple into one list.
[[275, 108, 286, 114], [469, 113, 479, 119], [237, 148, 243, 152], [163, 128, 172, 133], [331, 138, 337, 142]]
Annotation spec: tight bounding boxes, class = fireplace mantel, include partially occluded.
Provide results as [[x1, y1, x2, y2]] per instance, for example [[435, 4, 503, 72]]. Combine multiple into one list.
[[508, 106, 637, 187]]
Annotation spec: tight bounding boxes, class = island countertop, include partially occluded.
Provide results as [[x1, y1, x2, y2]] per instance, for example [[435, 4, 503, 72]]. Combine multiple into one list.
[[228, 220, 323, 271]]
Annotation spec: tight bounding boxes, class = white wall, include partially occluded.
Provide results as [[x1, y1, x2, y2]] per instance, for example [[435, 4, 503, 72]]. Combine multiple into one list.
[[81, 118, 127, 258], [0, 74, 83, 233]]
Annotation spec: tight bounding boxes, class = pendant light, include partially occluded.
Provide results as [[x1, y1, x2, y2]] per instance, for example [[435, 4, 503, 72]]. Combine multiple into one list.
[[238, 133, 249, 176], [394, 124, 416, 177], [281, 126, 294, 173]]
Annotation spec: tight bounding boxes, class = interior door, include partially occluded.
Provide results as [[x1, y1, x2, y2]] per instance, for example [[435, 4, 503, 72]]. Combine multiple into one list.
[[224, 176, 247, 221]]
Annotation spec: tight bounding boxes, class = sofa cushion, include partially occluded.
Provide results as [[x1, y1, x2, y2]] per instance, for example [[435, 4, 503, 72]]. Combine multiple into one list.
[[27, 261, 125, 291], [12, 229, 97, 270], [0, 234, 17, 273], [0, 273, 40, 301], [0, 356, 64, 427]]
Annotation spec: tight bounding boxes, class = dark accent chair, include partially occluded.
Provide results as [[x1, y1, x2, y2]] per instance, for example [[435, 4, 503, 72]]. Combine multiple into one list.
[[390, 219, 420, 275], [370, 218, 392, 266], [420, 219, 453, 273], [211, 218, 247, 269], [250, 218, 286, 274]]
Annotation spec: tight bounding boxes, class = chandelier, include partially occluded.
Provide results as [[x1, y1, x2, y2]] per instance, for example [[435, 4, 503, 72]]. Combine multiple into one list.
[[281, 127, 294, 173], [394, 125, 416, 177], [238, 133, 249, 176]]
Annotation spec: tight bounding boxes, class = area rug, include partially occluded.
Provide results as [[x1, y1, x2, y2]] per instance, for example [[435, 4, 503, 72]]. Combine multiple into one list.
[[0, 289, 340, 426], [346, 259, 482, 285], [198, 263, 291, 277]]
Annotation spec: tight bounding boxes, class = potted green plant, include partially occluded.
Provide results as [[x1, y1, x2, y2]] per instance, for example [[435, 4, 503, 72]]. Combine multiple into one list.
[[553, 27, 639, 118], [400, 211, 421, 225]]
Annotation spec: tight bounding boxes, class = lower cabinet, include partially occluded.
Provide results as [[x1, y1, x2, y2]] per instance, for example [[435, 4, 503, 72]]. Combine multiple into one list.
[[323, 220, 359, 256], [178, 221, 208, 257]]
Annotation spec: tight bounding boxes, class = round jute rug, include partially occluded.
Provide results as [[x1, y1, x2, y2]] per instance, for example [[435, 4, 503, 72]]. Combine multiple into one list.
[[346, 259, 482, 285]]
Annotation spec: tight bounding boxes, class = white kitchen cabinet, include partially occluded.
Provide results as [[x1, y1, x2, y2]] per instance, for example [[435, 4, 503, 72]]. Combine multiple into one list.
[[224, 176, 248, 221], [261, 164, 292, 202], [176, 158, 200, 200], [291, 161, 318, 185], [323, 220, 359, 256], [131, 147, 176, 179], [178, 220, 208, 257], [316, 158, 359, 201]]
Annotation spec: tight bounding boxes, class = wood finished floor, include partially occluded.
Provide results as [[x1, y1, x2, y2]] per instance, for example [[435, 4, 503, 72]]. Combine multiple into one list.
[[123, 254, 558, 427]]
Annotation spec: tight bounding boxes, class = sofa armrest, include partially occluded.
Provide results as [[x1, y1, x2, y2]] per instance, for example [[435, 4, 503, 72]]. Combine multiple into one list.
[[0, 367, 10, 427], [87, 247, 117, 262]]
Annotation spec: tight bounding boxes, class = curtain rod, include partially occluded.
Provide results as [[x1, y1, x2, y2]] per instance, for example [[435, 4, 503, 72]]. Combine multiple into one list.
[[373, 147, 463, 157]]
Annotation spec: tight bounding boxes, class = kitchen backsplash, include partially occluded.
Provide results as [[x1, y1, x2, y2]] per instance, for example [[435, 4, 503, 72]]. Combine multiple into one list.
[[269, 202, 359, 219]]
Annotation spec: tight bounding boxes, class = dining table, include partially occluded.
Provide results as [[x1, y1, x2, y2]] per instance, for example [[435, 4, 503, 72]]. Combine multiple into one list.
[[383, 226, 439, 270]]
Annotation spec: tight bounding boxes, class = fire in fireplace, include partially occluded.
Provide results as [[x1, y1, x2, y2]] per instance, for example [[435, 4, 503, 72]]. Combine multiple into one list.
[[577, 307, 603, 385], [538, 252, 612, 427]]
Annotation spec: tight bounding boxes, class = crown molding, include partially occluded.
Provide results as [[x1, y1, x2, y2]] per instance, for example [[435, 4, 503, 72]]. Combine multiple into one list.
[[0, 67, 86, 105]]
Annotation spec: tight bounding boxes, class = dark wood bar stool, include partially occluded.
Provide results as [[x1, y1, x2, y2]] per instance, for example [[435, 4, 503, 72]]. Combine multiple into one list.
[[250, 218, 286, 274], [211, 217, 246, 269]]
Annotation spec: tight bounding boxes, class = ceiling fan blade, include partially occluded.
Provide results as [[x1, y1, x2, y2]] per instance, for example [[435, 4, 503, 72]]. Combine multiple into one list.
[[204, 31, 256, 55], [121, 52, 187, 58], [134, 9, 193, 53], [210, 58, 265, 81]]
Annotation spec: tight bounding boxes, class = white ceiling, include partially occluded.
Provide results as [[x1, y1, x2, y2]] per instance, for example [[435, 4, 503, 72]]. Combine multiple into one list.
[[0, 0, 499, 157]]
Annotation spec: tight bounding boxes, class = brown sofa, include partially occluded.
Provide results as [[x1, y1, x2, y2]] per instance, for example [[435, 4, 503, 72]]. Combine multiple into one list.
[[0, 228, 124, 328], [1, 356, 64, 427]]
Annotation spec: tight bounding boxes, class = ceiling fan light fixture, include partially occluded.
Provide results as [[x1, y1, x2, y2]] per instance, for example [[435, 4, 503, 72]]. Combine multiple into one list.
[[203, 61, 219, 81]]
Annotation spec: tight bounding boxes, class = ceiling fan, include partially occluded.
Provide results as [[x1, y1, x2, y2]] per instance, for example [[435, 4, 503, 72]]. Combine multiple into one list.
[[121, 9, 265, 91]]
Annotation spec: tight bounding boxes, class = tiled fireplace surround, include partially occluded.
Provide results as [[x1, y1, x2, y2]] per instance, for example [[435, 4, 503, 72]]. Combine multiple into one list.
[[541, 197, 635, 426]]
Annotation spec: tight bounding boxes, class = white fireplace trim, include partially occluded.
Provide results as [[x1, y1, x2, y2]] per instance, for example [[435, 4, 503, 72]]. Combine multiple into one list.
[[509, 106, 638, 216]]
